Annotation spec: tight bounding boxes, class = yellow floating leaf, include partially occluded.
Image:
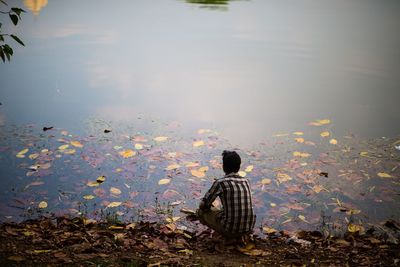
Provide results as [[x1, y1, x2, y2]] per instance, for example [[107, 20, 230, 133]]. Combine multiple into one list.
[[110, 187, 122, 195], [58, 144, 69, 150], [377, 172, 393, 178], [134, 143, 143, 150], [277, 173, 292, 183], [198, 166, 209, 172], [165, 164, 180, 171], [274, 133, 289, 137], [28, 153, 39, 160], [185, 162, 200, 168], [318, 119, 331, 125], [191, 169, 205, 178], [154, 136, 168, 142], [320, 131, 330, 137], [292, 132, 304, 136], [70, 141, 83, 148], [38, 201, 48, 209], [113, 145, 122, 150], [270, 203, 276, 207], [329, 139, 338, 145], [197, 129, 211, 134], [238, 171, 247, 177], [348, 223, 365, 233], [193, 140, 205, 147], [119, 149, 136, 158], [63, 149, 76, 155], [158, 178, 171, 185], [83, 195, 95, 200], [245, 165, 254, 172], [96, 175, 106, 183], [293, 151, 311, 158], [261, 178, 271, 185], [17, 148, 29, 155], [295, 138, 305, 143], [281, 218, 292, 224], [87, 181, 100, 187], [107, 202, 122, 208], [360, 151, 369, 157]]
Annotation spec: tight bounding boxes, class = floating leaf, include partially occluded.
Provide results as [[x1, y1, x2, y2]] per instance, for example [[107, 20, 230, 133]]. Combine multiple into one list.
[[360, 151, 369, 157], [238, 171, 247, 177], [87, 181, 100, 187], [245, 165, 254, 172], [154, 136, 168, 142], [198, 166, 209, 172], [191, 169, 205, 178], [158, 178, 171, 185], [320, 131, 330, 137], [377, 172, 393, 178], [33, 250, 52, 253], [293, 131, 304, 136], [107, 202, 122, 208], [261, 178, 272, 185], [119, 150, 136, 158], [329, 139, 338, 145], [310, 119, 331, 126], [165, 164, 180, 171], [110, 187, 122, 195], [16, 148, 29, 158], [83, 195, 95, 200], [293, 151, 311, 158], [113, 145, 122, 150], [28, 153, 39, 160], [185, 162, 200, 168], [198, 129, 211, 134], [134, 143, 143, 150], [277, 173, 292, 183], [96, 175, 106, 183], [58, 144, 69, 150], [295, 138, 305, 143], [38, 201, 47, 209], [270, 203, 276, 207], [63, 149, 76, 154], [193, 140, 204, 147], [70, 141, 83, 148]]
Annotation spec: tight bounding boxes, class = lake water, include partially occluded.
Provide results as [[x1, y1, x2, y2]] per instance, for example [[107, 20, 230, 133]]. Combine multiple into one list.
[[0, 0, 399, 235]]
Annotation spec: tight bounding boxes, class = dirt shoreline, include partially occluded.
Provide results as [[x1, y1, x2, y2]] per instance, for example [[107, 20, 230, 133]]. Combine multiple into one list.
[[0, 216, 399, 266]]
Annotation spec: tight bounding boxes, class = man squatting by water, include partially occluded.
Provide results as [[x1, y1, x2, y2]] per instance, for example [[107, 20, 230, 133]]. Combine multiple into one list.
[[197, 150, 256, 243]]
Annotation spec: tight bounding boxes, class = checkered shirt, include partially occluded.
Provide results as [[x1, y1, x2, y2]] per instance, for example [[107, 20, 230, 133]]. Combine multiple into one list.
[[202, 173, 256, 234]]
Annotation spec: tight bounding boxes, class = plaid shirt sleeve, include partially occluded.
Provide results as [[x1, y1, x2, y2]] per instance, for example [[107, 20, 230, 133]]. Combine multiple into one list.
[[202, 180, 221, 209]]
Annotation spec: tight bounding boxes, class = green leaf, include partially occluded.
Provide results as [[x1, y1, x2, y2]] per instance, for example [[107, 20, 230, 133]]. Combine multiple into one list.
[[11, 8, 25, 16], [9, 14, 18, 26], [0, 47, 5, 63], [3, 44, 13, 56], [10, 35, 24, 46]]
